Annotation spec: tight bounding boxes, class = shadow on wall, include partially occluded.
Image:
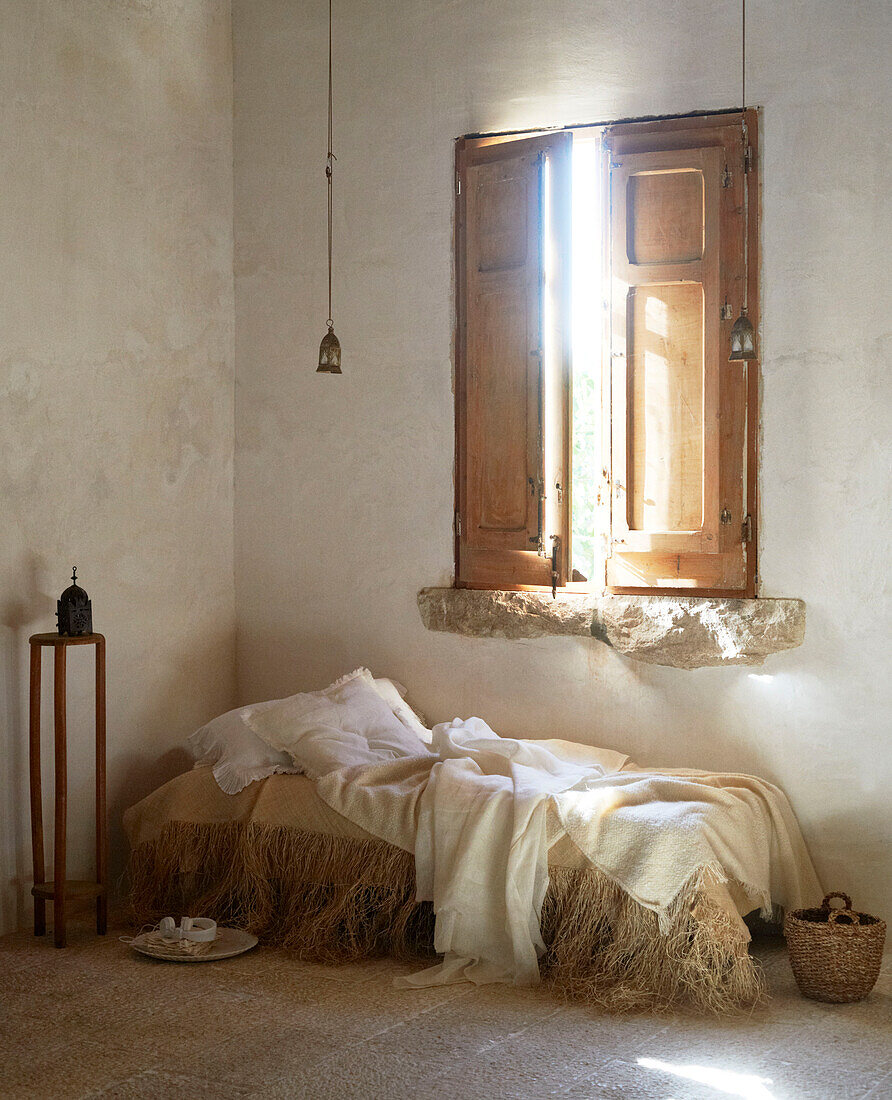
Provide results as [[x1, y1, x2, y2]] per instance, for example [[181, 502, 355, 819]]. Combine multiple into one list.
[[111, 745, 192, 904], [809, 807, 889, 912], [236, 622, 365, 708], [107, 620, 236, 915], [0, 553, 55, 930], [107, 615, 235, 914]]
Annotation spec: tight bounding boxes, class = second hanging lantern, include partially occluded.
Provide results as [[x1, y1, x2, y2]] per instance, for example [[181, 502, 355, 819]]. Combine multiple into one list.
[[317, 0, 342, 374]]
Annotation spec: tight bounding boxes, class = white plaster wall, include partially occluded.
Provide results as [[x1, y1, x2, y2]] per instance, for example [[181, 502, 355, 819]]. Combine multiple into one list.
[[233, 0, 891, 917], [0, 0, 236, 934]]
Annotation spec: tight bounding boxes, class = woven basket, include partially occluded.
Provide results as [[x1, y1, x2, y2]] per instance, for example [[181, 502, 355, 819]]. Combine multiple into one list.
[[784, 892, 886, 1003]]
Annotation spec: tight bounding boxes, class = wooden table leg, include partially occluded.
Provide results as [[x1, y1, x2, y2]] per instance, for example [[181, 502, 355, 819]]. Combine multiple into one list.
[[29, 643, 45, 937], [95, 636, 107, 935], [53, 645, 67, 948]]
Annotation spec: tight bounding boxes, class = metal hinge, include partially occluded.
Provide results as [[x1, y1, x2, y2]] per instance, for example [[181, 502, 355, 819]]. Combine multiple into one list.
[[550, 535, 561, 599], [455, 511, 462, 537], [721, 300, 734, 321], [528, 477, 546, 554], [744, 146, 754, 173], [455, 173, 461, 196], [742, 514, 753, 542]]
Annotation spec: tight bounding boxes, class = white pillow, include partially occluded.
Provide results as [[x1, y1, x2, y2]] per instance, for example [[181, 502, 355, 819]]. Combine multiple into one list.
[[372, 677, 432, 744], [247, 668, 433, 780], [189, 674, 430, 794], [188, 698, 300, 795]]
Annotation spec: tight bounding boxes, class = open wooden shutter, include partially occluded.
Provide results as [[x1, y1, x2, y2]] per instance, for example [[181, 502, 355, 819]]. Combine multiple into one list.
[[455, 132, 572, 589], [604, 115, 757, 594]]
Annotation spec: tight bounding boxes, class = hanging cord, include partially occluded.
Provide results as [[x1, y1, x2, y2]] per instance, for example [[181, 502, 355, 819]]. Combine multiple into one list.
[[742, 0, 746, 123], [326, 0, 335, 328], [741, 0, 749, 314]]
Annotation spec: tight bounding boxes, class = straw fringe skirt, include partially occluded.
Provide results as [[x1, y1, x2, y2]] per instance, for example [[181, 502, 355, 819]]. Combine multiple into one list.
[[128, 821, 765, 1014]]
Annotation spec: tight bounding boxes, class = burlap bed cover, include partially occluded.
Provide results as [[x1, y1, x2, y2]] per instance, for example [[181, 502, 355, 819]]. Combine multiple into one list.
[[126, 765, 787, 1011], [124, 765, 755, 926]]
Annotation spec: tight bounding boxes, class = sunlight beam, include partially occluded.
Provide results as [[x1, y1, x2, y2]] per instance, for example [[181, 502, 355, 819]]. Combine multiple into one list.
[[637, 1056, 778, 1100]]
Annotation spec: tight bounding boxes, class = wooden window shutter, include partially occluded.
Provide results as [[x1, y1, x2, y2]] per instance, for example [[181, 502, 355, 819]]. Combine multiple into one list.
[[455, 132, 572, 590], [604, 114, 758, 595]]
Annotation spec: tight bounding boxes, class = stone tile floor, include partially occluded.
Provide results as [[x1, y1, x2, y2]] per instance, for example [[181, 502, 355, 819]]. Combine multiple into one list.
[[1, 924, 889, 1099]]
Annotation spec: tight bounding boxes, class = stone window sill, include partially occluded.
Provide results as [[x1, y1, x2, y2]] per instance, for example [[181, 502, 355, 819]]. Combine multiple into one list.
[[417, 588, 805, 670]]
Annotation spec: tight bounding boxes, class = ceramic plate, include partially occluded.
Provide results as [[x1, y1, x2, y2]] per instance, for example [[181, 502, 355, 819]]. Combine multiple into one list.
[[130, 926, 258, 962]]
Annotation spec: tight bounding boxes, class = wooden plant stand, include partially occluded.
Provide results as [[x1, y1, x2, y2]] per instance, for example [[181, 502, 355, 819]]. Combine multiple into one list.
[[28, 633, 107, 947]]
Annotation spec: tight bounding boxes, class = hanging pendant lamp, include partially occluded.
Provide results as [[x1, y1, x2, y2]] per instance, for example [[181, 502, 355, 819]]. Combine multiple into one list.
[[317, 0, 342, 373], [729, 0, 757, 362], [729, 307, 756, 360]]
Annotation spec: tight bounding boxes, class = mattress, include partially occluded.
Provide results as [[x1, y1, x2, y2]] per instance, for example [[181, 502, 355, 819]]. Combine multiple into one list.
[[125, 764, 593, 872]]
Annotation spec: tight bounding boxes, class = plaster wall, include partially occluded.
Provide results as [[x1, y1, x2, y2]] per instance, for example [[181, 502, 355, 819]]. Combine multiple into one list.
[[233, 0, 892, 917], [0, 0, 236, 933]]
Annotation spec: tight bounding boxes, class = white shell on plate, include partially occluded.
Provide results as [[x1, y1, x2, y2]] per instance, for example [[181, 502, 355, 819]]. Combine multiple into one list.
[[130, 926, 258, 962]]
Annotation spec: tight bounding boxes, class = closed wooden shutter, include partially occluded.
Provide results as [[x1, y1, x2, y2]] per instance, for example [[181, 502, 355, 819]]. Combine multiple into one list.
[[455, 132, 572, 589], [604, 114, 758, 594]]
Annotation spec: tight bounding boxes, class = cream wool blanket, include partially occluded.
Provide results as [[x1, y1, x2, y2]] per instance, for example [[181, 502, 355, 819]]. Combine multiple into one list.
[[312, 717, 821, 988]]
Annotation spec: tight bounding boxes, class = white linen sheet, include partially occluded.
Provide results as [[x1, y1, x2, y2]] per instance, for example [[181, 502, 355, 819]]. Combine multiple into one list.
[[260, 709, 820, 989], [400, 719, 631, 987]]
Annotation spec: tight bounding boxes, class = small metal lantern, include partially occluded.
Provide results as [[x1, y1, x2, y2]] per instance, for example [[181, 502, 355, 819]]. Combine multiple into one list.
[[729, 4, 756, 364], [729, 307, 757, 361], [317, 321, 342, 374], [56, 567, 92, 636], [315, 2, 343, 375]]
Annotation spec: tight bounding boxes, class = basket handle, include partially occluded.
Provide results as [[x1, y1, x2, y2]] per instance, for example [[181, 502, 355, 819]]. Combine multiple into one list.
[[821, 892, 853, 911], [827, 908, 860, 928]]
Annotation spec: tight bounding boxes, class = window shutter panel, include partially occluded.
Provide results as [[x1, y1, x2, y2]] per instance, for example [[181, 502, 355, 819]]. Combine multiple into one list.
[[455, 133, 572, 589], [604, 118, 754, 593]]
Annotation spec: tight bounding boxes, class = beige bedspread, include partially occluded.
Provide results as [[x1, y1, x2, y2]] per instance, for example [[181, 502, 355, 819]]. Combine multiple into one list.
[[127, 765, 603, 872]]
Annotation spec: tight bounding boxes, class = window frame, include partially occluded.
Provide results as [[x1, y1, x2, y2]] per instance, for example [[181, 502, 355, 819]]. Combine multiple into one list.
[[454, 109, 760, 599]]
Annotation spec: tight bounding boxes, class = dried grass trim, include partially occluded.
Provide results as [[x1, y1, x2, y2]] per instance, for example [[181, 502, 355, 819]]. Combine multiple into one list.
[[127, 821, 766, 1014]]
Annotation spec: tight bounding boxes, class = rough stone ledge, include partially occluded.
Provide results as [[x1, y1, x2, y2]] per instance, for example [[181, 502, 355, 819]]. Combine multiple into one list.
[[417, 588, 806, 669]]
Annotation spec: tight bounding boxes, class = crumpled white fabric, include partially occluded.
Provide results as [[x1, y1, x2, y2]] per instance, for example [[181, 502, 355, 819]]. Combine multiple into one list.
[[311, 715, 821, 991], [395, 718, 629, 988]]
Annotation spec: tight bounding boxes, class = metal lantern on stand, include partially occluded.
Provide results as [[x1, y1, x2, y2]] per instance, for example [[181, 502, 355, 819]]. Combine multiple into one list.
[[56, 567, 92, 636]]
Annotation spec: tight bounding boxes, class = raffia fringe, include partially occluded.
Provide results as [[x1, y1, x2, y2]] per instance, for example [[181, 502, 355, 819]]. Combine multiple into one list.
[[127, 821, 766, 1014]]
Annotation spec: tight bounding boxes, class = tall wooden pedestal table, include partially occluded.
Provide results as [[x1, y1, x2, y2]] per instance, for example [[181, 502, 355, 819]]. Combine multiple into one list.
[[29, 632, 107, 947]]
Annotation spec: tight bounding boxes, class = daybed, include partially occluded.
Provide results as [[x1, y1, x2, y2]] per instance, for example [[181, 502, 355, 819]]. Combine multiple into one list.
[[125, 668, 821, 1014], [127, 764, 768, 1014]]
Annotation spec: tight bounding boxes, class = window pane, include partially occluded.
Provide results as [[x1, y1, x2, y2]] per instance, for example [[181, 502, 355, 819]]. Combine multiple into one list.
[[570, 139, 603, 582], [627, 169, 705, 265], [627, 282, 704, 532]]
